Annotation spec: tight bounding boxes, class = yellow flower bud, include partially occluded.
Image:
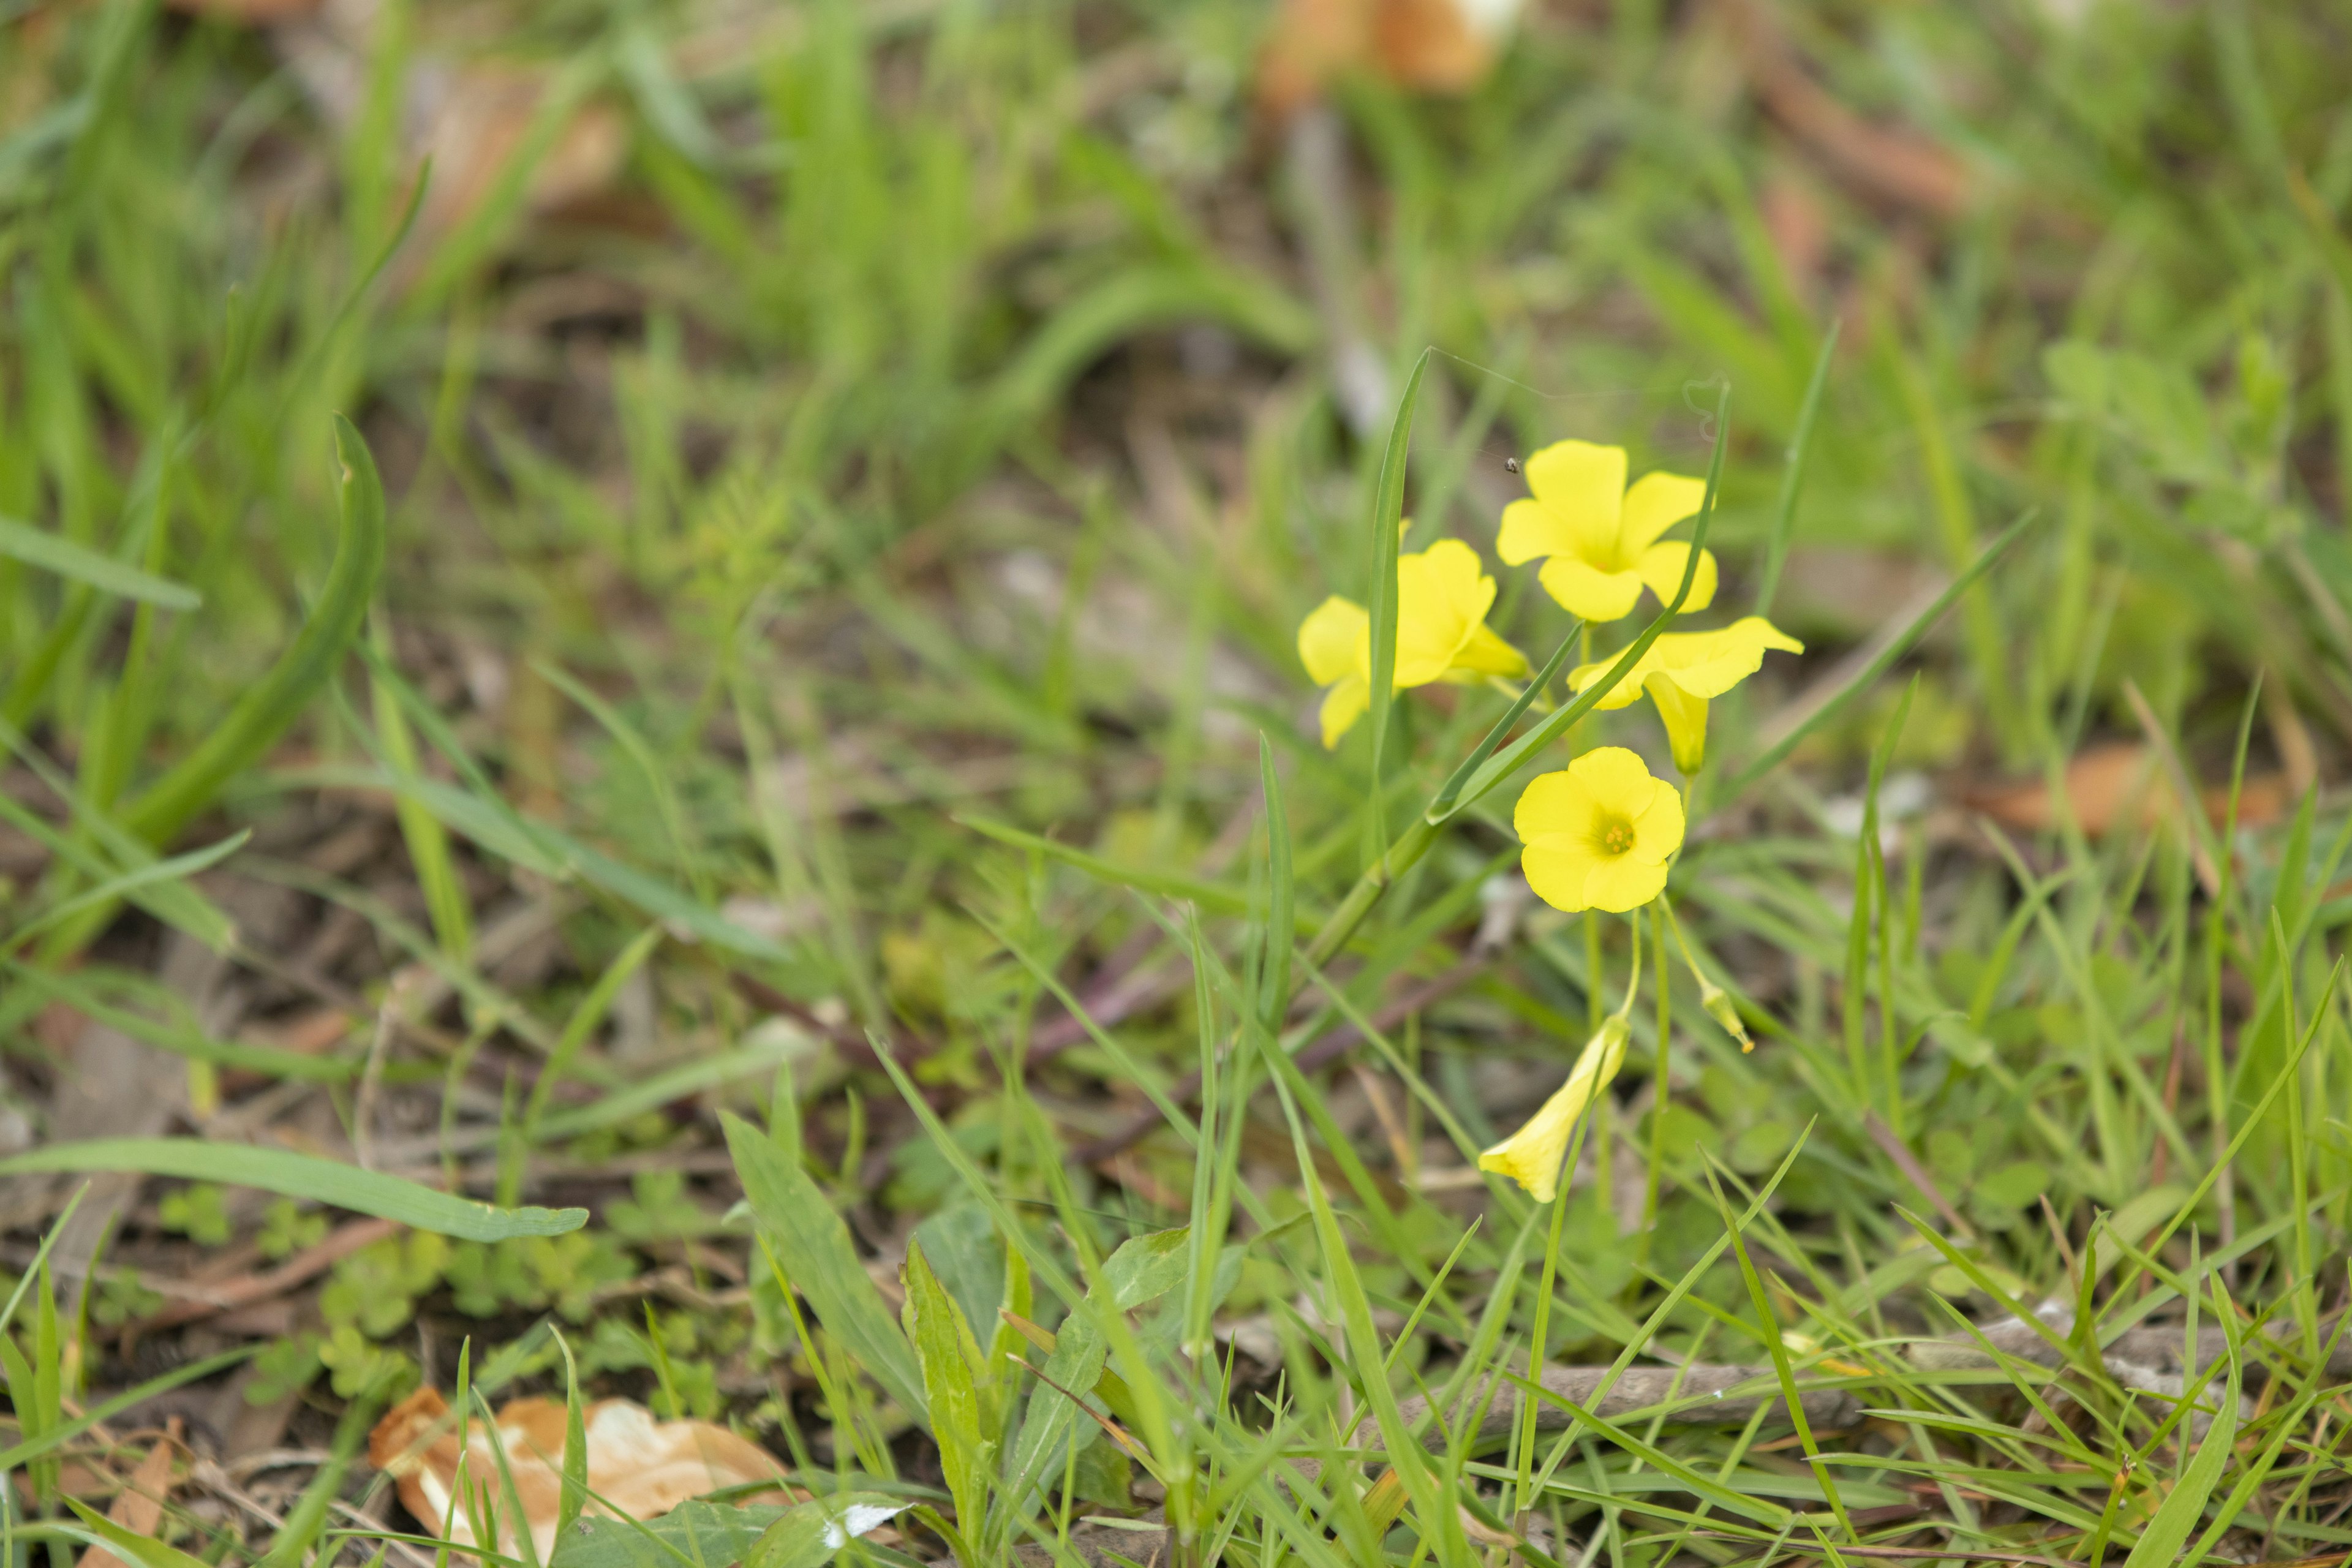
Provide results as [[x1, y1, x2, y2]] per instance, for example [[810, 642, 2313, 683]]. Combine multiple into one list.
[[1477, 1013, 1631, 1202]]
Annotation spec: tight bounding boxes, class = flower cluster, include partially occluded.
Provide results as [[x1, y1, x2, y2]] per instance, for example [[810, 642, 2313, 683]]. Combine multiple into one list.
[[1295, 435, 1806, 1202]]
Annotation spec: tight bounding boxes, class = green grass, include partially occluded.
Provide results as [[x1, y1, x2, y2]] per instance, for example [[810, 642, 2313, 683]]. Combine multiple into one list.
[[7, 1, 2352, 1566]]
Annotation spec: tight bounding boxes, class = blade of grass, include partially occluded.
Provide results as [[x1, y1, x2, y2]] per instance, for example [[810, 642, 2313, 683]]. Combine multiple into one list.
[[121, 415, 387, 847], [721, 1112, 928, 1422], [1755, 323, 1839, 620], [0, 515, 197, 610], [1364, 349, 1431, 865], [0, 1140, 584, 1239], [1720, 511, 2038, 800]]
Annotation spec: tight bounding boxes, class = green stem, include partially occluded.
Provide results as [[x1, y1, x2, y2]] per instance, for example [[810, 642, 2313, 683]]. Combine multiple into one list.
[[1300, 813, 1439, 970], [1640, 909, 1668, 1264]]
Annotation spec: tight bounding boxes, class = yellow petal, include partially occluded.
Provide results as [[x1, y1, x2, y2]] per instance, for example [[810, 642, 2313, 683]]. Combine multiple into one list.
[[1513, 766, 1607, 845], [1626, 762, 1687, 859], [1566, 744, 1662, 817], [1477, 1017, 1631, 1201], [1647, 616, 1805, 699], [1520, 440, 1627, 560], [1522, 839, 1608, 913], [1497, 497, 1572, 568], [1643, 673, 1711, 775], [1579, 854, 1670, 913], [1448, 621, 1530, 680], [1635, 541, 1718, 614], [1318, 674, 1369, 748], [1393, 540, 1493, 686], [1571, 615, 1803, 710], [1537, 556, 1645, 623], [1298, 596, 1370, 686], [1616, 470, 1707, 553], [1566, 655, 1646, 710]]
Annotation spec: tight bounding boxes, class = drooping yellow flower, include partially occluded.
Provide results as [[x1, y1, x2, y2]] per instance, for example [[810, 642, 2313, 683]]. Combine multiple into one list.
[[1297, 539, 1529, 748], [1498, 440, 1716, 623], [1478, 1014, 1630, 1202], [1568, 616, 1804, 775], [1514, 747, 1685, 914]]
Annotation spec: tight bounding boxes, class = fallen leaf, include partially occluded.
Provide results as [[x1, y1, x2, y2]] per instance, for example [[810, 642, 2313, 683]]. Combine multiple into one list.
[[1259, 0, 1523, 118], [1962, 742, 2289, 837], [369, 1388, 795, 1560], [77, 1426, 182, 1568]]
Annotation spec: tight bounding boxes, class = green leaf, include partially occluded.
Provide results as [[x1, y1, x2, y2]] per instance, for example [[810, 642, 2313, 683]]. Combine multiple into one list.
[[2121, 1354, 2239, 1568], [1101, 1227, 1189, 1311], [721, 1112, 927, 1420], [0, 1140, 584, 1240], [123, 415, 388, 846], [552, 1501, 795, 1568], [903, 1240, 992, 1533], [1363, 350, 1430, 858], [6, 830, 247, 951], [993, 1295, 1109, 1540], [751, 1494, 914, 1568], [63, 1501, 213, 1568], [0, 516, 198, 609]]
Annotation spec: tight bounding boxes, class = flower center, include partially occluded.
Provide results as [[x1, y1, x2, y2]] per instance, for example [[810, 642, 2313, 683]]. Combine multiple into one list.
[[1596, 815, 1635, 857]]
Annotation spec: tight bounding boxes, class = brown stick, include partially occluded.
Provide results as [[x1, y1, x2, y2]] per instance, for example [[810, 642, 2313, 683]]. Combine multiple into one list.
[[140, 1217, 402, 1330]]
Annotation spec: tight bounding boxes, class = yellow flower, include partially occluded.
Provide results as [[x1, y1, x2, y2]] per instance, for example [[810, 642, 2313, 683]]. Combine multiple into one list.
[[1297, 539, 1529, 748], [1568, 616, 1804, 774], [1498, 440, 1716, 623], [1513, 746, 1685, 914], [1478, 1014, 1630, 1201]]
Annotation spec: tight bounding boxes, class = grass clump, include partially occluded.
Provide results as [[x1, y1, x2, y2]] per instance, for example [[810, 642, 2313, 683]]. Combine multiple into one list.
[[7, 3, 2352, 1567]]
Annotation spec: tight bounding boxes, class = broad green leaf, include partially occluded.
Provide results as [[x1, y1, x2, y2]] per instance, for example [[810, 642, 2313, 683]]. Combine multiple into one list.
[[1102, 1226, 1189, 1311], [751, 1494, 913, 1568], [903, 1240, 992, 1532], [911, 1203, 1006, 1363], [0, 1140, 583, 1240], [0, 516, 198, 609], [722, 1113, 927, 1420]]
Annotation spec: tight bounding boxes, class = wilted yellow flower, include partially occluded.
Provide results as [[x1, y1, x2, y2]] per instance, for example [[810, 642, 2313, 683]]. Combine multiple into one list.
[[1498, 440, 1715, 623], [1478, 1014, 1630, 1201], [1568, 616, 1803, 774], [1297, 539, 1529, 748], [1515, 747, 1684, 914]]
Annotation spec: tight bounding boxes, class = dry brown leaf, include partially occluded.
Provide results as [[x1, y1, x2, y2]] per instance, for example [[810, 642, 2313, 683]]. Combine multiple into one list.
[[77, 1427, 181, 1568], [1258, 0, 1521, 118], [369, 1389, 795, 1560], [1962, 742, 2288, 837]]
